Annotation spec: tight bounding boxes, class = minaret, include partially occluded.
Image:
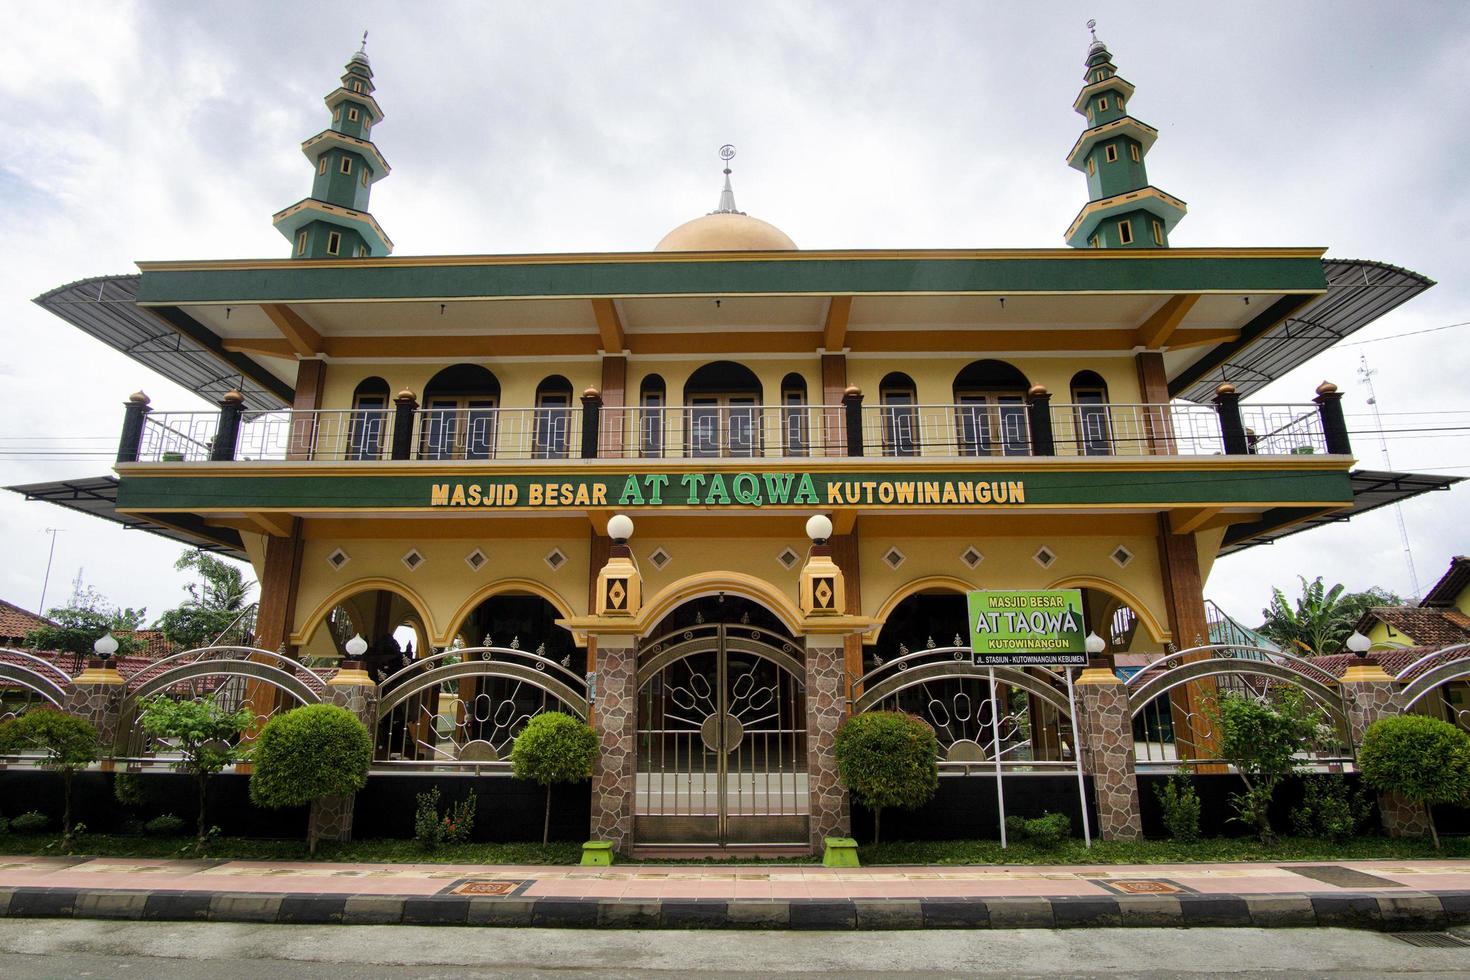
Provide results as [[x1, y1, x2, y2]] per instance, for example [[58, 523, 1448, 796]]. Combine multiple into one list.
[[272, 34, 393, 259], [1063, 22, 1185, 249]]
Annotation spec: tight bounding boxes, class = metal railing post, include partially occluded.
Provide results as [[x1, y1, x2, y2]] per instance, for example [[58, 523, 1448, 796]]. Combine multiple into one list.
[[1026, 384, 1054, 456], [210, 390, 245, 461], [581, 386, 603, 459], [842, 386, 864, 457], [1313, 381, 1352, 455], [391, 388, 418, 461], [1212, 383, 1249, 455], [116, 391, 152, 463]]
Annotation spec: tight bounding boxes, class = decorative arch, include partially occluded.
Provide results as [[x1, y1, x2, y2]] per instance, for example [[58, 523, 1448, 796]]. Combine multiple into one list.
[[636, 571, 805, 638], [292, 576, 438, 648], [1045, 574, 1168, 644], [424, 363, 501, 399], [683, 361, 763, 401], [953, 358, 1030, 393], [865, 575, 975, 642], [443, 578, 578, 645]]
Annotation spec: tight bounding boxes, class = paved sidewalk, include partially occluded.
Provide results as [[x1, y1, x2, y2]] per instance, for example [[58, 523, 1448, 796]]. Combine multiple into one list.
[[3, 854, 1469, 930]]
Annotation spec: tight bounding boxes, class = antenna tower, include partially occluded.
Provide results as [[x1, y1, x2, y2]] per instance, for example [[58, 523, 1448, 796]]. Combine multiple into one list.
[[1358, 354, 1423, 600]]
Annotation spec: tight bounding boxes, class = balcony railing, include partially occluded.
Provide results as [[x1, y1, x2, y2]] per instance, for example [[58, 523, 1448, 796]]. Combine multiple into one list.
[[597, 405, 843, 459], [118, 383, 1351, 465]]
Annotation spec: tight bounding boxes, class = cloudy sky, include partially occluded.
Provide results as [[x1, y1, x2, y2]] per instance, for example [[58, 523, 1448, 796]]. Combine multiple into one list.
[[0, 0, 1466, 631]]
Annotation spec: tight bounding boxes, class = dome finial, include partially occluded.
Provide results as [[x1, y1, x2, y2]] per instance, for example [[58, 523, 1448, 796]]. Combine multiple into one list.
[[1087, 18, 1097, 42], [714, 144, 742, 214], [352, 29, 370, 64]]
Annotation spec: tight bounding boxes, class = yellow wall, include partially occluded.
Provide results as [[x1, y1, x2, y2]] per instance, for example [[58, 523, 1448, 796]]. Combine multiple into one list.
[[1367, 619, 1417, 648], [291, 534, 591, 648], [845, 355, 1142, 405], [319, 360, 601, 412]]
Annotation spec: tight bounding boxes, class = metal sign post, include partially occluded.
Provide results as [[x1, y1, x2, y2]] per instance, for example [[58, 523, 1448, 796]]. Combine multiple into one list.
[[989, 666, 1007, 848], [968, 589, 1089, 849], [1064, 665, 1093, 848]]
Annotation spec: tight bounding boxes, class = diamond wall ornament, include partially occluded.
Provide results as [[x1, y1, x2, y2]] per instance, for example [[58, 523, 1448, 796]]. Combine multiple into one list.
[[544, 547, 567, 570], [326, 548, 350, 570], [648, 547, 672, 570], [465, 548, 488, 571], [401, 548, 425, 571], [1110, 545, 1134, 568], [1032, 546, 1057, 569], [960, 546, 984, 569], [777, 547, 801, 570], [883, 546, 906, 569]]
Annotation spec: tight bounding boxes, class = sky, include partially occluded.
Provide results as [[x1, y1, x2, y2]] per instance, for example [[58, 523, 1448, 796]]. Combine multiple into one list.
[[0, 0, 1466, 631]]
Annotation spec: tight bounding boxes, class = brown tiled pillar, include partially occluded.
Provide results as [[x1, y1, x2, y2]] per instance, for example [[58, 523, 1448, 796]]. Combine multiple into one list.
[[1075, 665, 1143, 841], [311, 661, 380, 843], [804, 635, 850, 847], [589, 633, 637, 851], [1342, 662, 1432, 838], [1155, 515, 1221, 765], [65, 659, 128, 758]]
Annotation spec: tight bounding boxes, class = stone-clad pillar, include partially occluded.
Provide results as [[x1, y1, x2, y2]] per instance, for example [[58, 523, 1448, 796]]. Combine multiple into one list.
[[589, 634, 637, 852], [65, 658, 128, 759], [1341, 659, 1431, 838], [804, 635, 850, 847], [1075, 664, 1143, 841], [311, 659, 379, 844]]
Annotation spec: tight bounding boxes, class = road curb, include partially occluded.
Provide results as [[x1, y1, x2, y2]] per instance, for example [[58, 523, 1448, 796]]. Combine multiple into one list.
[[3, 886, 1468, 929]]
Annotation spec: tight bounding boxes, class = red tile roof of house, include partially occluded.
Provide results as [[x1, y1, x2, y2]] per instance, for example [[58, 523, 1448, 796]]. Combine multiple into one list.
[[1353, 606, 1470, 648], [1423, 556, 1470, 609], [0, 600, 55, 643]]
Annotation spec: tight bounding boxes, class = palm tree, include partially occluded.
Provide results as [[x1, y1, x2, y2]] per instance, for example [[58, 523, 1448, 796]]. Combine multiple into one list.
[[1257, 576, 1401, 656]]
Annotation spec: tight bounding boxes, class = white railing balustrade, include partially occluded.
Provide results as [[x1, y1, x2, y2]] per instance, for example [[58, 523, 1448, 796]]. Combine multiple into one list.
[[138, 413, 220, 462], [1240, 404, 1329, 456], [415, 406, 582, 460], [861, 404, 1032, 457], [598, 404, 839, 459], [131, 399, 1331, 462], [1049, 402, 1227, 457], [237, 409, 395, 461]]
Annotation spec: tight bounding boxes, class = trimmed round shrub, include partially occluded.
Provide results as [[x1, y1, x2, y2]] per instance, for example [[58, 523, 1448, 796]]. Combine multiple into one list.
[[249, 704, 373, 853], [10, 811, 50, 834], [834, 711, 939, 844], [510, 711, 598, 844], [1359, 714, 1470, 849], [144, 813, 187, 837]]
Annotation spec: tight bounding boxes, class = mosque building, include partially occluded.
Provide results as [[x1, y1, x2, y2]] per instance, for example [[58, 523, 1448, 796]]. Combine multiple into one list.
[[13, 29, 1453, 852]]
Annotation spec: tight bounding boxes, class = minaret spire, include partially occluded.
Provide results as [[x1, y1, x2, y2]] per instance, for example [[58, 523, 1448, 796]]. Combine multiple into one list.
[[272, 38, 393, 259], [1063, 22, 1186, 249], [712, 144, 744, 215]]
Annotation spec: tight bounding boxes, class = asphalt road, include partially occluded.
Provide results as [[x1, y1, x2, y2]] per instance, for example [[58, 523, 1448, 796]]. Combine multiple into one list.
[[2, 920, 1470, 978]]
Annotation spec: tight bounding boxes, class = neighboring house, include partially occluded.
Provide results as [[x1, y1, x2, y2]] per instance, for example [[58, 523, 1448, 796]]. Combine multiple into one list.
[[1355, 557, 1470, 649], [0, 599, 55, 648]]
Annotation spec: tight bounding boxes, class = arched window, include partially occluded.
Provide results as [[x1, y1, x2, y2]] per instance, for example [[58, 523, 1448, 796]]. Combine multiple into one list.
[[1070, 370, 1112, 456], [533, 375, 574, 459], [952, 359, 1031, 457], [347, 376, 390, 460], [879, 371, 919, 457], [780, 372, 808, 457], [683, 361, 763, 458], [422, 364, 500, 460], [639, 374, 666, 457]]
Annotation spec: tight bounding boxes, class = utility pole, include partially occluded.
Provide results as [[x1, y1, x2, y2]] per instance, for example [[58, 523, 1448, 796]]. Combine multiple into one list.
[[37, 528, 62, 614], [1358, 354, 1423, 601]]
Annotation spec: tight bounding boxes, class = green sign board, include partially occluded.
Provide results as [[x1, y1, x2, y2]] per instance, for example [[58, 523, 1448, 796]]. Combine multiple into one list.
[[967, 589, 1087, 666]]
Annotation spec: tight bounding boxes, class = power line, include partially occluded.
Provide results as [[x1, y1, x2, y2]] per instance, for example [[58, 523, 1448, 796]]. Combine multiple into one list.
[[1338, 320, 1470, 348]]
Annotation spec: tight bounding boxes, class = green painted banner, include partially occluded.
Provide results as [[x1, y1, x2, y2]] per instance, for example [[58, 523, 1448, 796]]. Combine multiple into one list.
[[968, 589, 1087, 666], [114, 466, 1353, 512]]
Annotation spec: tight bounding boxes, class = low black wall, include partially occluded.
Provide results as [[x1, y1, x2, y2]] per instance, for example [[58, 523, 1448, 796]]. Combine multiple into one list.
[[849, 774, 1100, 842], [0, 770, 590, 842]]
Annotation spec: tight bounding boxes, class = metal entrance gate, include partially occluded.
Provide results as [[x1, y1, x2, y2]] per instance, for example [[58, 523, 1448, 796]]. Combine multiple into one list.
[[634, 623, 808, 845]]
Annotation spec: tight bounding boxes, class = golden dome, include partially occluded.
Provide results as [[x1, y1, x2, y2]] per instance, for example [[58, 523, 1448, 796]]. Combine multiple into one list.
[[655, 211, 797, 252]]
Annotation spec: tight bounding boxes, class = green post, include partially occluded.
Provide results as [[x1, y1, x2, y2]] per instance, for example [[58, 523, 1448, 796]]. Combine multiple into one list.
[[822, 836, 860, 867]]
